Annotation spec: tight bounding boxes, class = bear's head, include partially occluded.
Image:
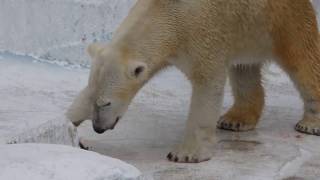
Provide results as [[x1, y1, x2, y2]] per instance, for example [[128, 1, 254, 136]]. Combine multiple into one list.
[[66, 43, 149, 134], [66, 0, 181, 134]]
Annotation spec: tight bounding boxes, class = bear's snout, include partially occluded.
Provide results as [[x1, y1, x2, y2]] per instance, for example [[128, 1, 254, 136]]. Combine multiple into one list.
[[92, 116, 121, 134]]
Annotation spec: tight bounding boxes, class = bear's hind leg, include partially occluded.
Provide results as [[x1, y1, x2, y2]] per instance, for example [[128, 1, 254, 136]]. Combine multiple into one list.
[[274, 37, 320, 136], [269, 0, 320, 136], [279, 51, 320, 136], [217, 64, 264, 131]]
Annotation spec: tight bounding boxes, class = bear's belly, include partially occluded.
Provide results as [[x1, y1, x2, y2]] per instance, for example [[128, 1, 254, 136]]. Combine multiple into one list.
[[229, 36, 274, 66]]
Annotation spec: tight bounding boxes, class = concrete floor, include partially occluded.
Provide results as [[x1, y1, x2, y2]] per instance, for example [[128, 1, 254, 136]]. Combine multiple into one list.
[[1, 54, 320, 180]]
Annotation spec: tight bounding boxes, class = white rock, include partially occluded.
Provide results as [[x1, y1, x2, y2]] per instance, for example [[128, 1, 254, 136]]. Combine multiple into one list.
[[0, 144, 141, 180]]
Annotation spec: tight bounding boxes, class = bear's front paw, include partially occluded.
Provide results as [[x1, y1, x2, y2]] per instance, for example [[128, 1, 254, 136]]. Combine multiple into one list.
[[217, 113, 257, 132], [167, 141, 212, 163]]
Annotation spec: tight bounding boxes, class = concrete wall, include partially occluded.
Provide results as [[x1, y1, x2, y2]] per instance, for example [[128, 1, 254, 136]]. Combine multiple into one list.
[[0, 0, 135, 66]]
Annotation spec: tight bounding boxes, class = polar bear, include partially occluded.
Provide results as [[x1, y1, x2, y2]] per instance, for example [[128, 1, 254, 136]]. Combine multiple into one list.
[[67, 0, 320, 163]]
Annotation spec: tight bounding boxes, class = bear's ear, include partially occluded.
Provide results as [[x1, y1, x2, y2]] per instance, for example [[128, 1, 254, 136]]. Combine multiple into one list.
[[87, 43, 105, 59], [127, 61, 148, 80]]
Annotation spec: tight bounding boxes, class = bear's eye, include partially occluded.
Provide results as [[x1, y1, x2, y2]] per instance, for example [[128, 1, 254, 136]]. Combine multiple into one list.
[[134, 66, 145, 77], [100, 102, 111, 107]]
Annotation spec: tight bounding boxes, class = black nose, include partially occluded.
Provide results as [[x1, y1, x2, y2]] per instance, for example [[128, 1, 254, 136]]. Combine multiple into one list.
[[72, 121, 82, 127], [93, 126, 106, 134]]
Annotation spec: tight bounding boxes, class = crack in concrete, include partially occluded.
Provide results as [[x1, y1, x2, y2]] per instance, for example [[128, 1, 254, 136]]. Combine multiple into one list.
[[275, 146, 312, 180]]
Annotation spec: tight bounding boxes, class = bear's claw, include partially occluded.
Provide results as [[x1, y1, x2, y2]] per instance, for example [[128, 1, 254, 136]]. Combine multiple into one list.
[[217, 116, 256, 132], [167, 152, 203, 163], [295, 123, 320, 136], [217, 121, 240, 131], [79, 141, 89, 150], [167, 142, 212, 163]]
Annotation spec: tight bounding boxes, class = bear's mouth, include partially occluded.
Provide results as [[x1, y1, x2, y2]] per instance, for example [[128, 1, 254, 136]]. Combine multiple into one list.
[[110, 116, 121, 130]]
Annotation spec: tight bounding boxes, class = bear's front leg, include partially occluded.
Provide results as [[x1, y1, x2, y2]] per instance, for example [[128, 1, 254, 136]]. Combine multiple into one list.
[[167, 73, 226, 163]]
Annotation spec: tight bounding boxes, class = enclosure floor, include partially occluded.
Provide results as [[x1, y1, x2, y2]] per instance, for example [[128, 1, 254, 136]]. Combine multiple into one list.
[[1, 54, 320, 179], [78, 64, 320, 180]]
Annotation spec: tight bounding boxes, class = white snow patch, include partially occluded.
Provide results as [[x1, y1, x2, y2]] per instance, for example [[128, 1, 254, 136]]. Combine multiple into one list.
[[0, 144, 141, 180]]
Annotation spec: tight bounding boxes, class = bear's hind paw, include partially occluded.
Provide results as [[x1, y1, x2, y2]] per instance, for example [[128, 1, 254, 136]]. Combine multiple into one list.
[[295, 119, 320, 136]]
